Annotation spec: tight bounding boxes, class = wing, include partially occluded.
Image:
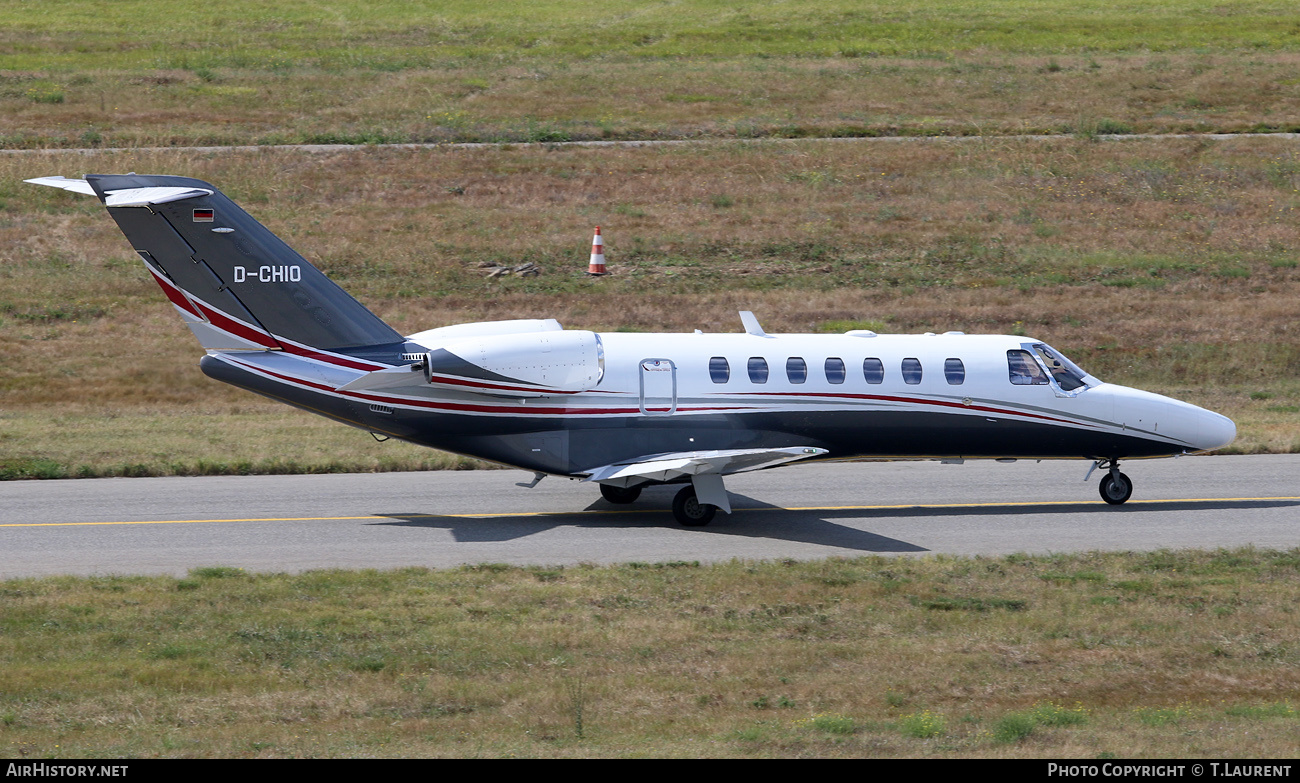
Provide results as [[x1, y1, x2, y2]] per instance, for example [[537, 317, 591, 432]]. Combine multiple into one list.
[[580, 446, 827, 486], [580, 447, 828, 514]]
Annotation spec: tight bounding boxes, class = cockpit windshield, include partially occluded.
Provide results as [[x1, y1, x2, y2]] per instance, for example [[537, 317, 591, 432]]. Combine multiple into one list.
[[1029, 343, 1090, 391], [1007, 344, 1093, 392]]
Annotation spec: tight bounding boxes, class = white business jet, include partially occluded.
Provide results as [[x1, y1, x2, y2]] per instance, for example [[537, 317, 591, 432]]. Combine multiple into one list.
[[28, 175, 1236, 526]]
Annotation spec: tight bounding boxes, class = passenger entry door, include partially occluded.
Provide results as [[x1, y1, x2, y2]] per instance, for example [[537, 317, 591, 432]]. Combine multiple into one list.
[[638, 358, 677, 415]]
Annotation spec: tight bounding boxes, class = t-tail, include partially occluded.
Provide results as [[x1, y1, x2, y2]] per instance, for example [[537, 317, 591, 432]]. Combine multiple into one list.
[[26, 174, 403, 359]]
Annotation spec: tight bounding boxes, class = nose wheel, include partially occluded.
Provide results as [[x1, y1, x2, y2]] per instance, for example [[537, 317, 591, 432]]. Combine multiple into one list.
[[1098, 467, 1133, 505]]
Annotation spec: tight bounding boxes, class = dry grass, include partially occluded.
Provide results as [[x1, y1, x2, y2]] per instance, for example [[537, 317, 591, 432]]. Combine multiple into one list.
[[5, 54, 1300, 148], [4, 137, 1299, 476], [1, 550, 1297, 757]]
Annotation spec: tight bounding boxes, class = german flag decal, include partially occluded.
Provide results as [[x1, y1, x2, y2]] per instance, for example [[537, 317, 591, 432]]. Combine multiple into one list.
[[193, 208, 214, 222]]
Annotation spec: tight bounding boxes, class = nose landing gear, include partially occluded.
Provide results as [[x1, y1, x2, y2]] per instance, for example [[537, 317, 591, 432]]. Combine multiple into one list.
[[1091, 459, 1133, 505]]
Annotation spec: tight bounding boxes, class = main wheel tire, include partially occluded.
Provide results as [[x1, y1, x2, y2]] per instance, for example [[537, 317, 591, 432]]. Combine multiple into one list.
[[1099, 471, 1133, 505], [672, 485, 716, 527], [599, 483, 642, 504]]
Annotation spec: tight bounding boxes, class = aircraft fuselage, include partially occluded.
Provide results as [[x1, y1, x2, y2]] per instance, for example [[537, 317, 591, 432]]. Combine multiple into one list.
[[199, 330, 1236, 477]]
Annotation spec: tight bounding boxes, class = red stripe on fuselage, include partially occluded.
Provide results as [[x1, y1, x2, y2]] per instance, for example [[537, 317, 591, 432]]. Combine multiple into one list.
[[219, 356, 743, 416], [175, 293, 388, 370], [275, 339, 387, 372], [188, 298, 280, 349], [146, 267, 203, 319], [216, 356, 1092, 426]]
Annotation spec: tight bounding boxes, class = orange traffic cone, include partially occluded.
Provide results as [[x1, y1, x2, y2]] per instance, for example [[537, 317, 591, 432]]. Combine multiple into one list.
[[587, 226, 607, 276]]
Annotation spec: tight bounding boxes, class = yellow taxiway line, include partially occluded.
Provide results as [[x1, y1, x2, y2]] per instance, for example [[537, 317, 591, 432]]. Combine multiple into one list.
[[3, 497, 1299, 528]]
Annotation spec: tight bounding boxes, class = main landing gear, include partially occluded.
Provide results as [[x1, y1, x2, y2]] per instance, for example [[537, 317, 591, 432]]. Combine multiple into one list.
[[671, 485, 716, 527], [599, 483, 642, 504], [1093, 459, 1134, 505], [597, 482, 719, 526]]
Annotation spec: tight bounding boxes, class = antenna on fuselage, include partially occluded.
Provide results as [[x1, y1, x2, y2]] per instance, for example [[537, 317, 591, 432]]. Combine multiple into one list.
[[739, 311, 770, 337]]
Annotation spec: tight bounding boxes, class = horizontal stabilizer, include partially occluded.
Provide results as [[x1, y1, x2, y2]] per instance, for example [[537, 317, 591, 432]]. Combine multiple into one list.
[[581, 446, 828, 486], [26, 177, 213, 206], [24, 176, 95, 195], [103, 186, 214, 207]]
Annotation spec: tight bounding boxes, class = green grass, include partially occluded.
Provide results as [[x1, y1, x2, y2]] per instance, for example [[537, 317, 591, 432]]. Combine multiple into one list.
[[0, 409, 488, 480], [989, 702, 1090, 743], [2, 549, 1296, 757], [3, 1, 1300, 149], [899, 710, 948, 739], [4, 0, 1298, 72]]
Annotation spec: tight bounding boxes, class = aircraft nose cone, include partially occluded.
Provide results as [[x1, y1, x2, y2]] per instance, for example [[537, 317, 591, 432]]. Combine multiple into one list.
[[1197, 410, 1237, 451]]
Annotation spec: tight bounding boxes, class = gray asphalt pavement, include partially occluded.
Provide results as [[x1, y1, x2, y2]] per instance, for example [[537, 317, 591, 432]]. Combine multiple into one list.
[[1, 455, 1296, 577]]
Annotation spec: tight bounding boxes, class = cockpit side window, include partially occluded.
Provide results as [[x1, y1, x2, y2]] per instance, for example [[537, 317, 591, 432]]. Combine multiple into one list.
[[1007, 350, 1049, 385]]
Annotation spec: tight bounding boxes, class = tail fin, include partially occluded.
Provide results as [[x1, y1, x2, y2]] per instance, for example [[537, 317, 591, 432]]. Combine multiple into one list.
[[30, 174, 401, 353]]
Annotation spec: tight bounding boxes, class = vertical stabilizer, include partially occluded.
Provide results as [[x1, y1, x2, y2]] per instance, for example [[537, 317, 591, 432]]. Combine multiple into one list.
[[80, 174, 402, 353]]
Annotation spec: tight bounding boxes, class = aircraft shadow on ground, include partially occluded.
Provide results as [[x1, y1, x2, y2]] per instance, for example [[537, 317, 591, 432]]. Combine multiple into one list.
[[370, 496, 1297, 554]]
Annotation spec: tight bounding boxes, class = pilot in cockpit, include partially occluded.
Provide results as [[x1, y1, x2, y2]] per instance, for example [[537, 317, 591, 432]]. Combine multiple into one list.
[[1009, 351, 1048, 385]]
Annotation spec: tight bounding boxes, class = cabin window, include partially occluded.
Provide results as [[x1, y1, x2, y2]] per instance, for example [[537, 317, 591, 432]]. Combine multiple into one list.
[[944, 358, 965, 385], [747, 357, 769, 384], [709, 356, 730, 384], [824, 357, 846, 384], [786, 357, 807, 384], [863, 358, 885, 384], [1007, 350, 1049, 385], [902, 358, 923, 385]]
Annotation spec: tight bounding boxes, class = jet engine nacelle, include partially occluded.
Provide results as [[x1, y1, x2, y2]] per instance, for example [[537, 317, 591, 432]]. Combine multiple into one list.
[[425, 330, 605, 396], [406, 318, 561, 345]]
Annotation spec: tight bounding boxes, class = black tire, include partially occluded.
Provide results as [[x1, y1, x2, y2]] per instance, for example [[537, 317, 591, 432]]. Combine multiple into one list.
[[599, 483, 642, 504], [1099, 471, 1133, 505], [672, 485, 716, 527]]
